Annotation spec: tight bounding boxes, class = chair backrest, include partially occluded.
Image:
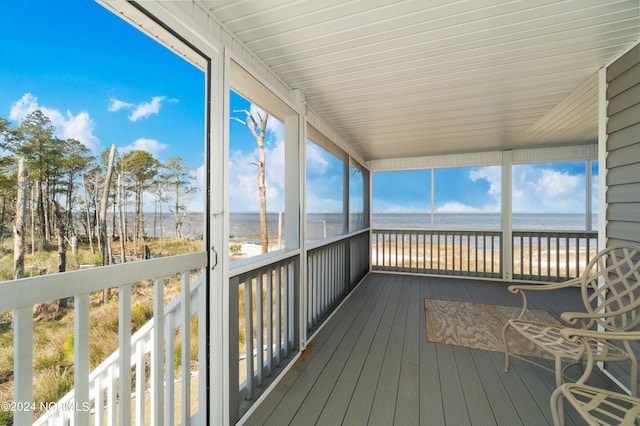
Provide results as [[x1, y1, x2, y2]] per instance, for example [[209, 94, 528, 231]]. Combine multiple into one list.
[[581, 244, 640, 331]]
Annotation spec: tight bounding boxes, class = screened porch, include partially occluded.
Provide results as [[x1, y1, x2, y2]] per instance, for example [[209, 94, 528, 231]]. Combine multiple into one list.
[[2, 1, 640, 425]]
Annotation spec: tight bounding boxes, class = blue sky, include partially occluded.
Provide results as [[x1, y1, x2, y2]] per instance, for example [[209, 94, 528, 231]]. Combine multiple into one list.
[[1, 0, 206, 210], [372, 162, 598, 214], [1, 1, 597, 216]]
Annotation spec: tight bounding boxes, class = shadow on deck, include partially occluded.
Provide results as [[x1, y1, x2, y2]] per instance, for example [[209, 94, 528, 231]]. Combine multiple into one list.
[[243, 273, 624, 425]]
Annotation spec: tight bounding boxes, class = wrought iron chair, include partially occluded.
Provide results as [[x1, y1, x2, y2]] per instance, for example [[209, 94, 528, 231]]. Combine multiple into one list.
[[502, 244, 640, 400], [551, 383, 640, 426], [550, 327, 640, 426]]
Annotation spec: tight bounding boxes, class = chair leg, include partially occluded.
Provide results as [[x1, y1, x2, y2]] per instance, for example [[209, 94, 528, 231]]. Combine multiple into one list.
[[629, 344, 638, 397], [550, 386, 566, 426], [555, 355, 563, 388], [555, 355, 565, 420], [502, 321, 512, 372]]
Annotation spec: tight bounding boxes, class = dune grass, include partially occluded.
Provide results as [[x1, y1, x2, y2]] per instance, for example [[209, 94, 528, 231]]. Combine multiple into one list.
[[0, 237, 202, 424]]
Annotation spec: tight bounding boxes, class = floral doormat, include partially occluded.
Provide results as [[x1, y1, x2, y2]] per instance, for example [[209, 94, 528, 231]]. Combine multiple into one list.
[[424, 299, 560, 358]]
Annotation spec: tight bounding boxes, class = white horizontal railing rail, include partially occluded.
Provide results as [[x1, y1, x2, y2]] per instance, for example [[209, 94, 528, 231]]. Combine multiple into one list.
[[372, 228, 502, 278], [1, 252, 207, 426]]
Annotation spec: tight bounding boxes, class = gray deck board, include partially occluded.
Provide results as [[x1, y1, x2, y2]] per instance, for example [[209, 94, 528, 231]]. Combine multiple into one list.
[[394, 278, 420, 425], [341, 275, 404, 425], [438, 343, 473, 425], [243, 273, 625, 425], [452, 345, 495, 424], [368, 279, 410, 425]]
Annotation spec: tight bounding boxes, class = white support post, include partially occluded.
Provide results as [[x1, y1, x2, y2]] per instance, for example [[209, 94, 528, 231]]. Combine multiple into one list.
[[213, 49, 228, 426], [343, 153, 350, 235], [502, 151, 513, 281], [431, 169, 435, 226], [586, 160, 593, 231], [285, 89, 305, 348]]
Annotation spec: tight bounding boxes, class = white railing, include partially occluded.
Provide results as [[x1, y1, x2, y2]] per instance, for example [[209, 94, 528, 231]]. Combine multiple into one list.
[[372, 228, 502, 278], [371, 228, 599, 282], [307, 230, 369, 333], [228, 250, 299, 422], [1, 252, 207, 426], [512, 230, 598, 281]]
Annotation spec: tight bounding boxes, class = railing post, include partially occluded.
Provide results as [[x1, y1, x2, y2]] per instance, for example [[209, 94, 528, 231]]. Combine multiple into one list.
[[152, 277, 165, 426], [166, 310, 176, 423], [74, 293, 90, 425], [13, 306, 33, 426], [118, 284, 132, 426], [181, 271, 191, 425]]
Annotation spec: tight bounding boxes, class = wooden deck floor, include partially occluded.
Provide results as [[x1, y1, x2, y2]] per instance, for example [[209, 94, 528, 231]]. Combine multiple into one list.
[[242, 273, 623, 425]]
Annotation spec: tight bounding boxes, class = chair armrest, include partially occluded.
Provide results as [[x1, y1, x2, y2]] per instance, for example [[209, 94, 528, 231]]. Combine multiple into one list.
[[559, 327, 640, 342], [507, 276, 581, 294], [560, 311, 597, 325], [561, 306, 640, 325]]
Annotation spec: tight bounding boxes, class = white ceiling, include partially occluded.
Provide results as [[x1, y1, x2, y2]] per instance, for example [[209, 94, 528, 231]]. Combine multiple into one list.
[[200, 0, 639, 161]]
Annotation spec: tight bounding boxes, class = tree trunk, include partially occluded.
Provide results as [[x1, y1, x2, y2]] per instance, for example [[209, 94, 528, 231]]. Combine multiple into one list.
[[100, 145, 116, 303], [258, 157, 268, 254], [135, 184, 144, 256], [66, 174, 74, 237], [233, 109, 270, 253], [37, 184, 47, 249], [0, 199, 6, 247], [94, 173, 101, 254], [100, 145, 116, 265], [54, 201, 71, 310], [257, 129, 268, 254], [43, 178, 51, 249], [13, 159, 27, 280], [82, 174, 95, 255], [30, 186, 35, 256], [54, 202, 66, 273], [117, 174, 127, 264]]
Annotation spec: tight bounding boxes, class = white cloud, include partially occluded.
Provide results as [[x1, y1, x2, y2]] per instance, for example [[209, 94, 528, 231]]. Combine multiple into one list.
[[470, 166, 502, 199], [436, 201, 484, 213], [108, 98, 134, 112], [9, 93, 100, 151], [537, 169, 581, 197], [129, 96, 166, 122], [120, 138, 168, 158], [109, 96, 168, 122], [306, 142, 330, 175], [513, 165, 585, 213]]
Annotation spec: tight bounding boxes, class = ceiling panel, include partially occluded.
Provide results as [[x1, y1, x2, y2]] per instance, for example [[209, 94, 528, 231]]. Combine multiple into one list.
[[199, 0, 640, 160]]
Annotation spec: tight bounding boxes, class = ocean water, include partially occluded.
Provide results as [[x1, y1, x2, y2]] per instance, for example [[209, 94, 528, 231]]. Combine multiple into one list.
[[138, 212, 596, 242], [227, 212, 598, 244]]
